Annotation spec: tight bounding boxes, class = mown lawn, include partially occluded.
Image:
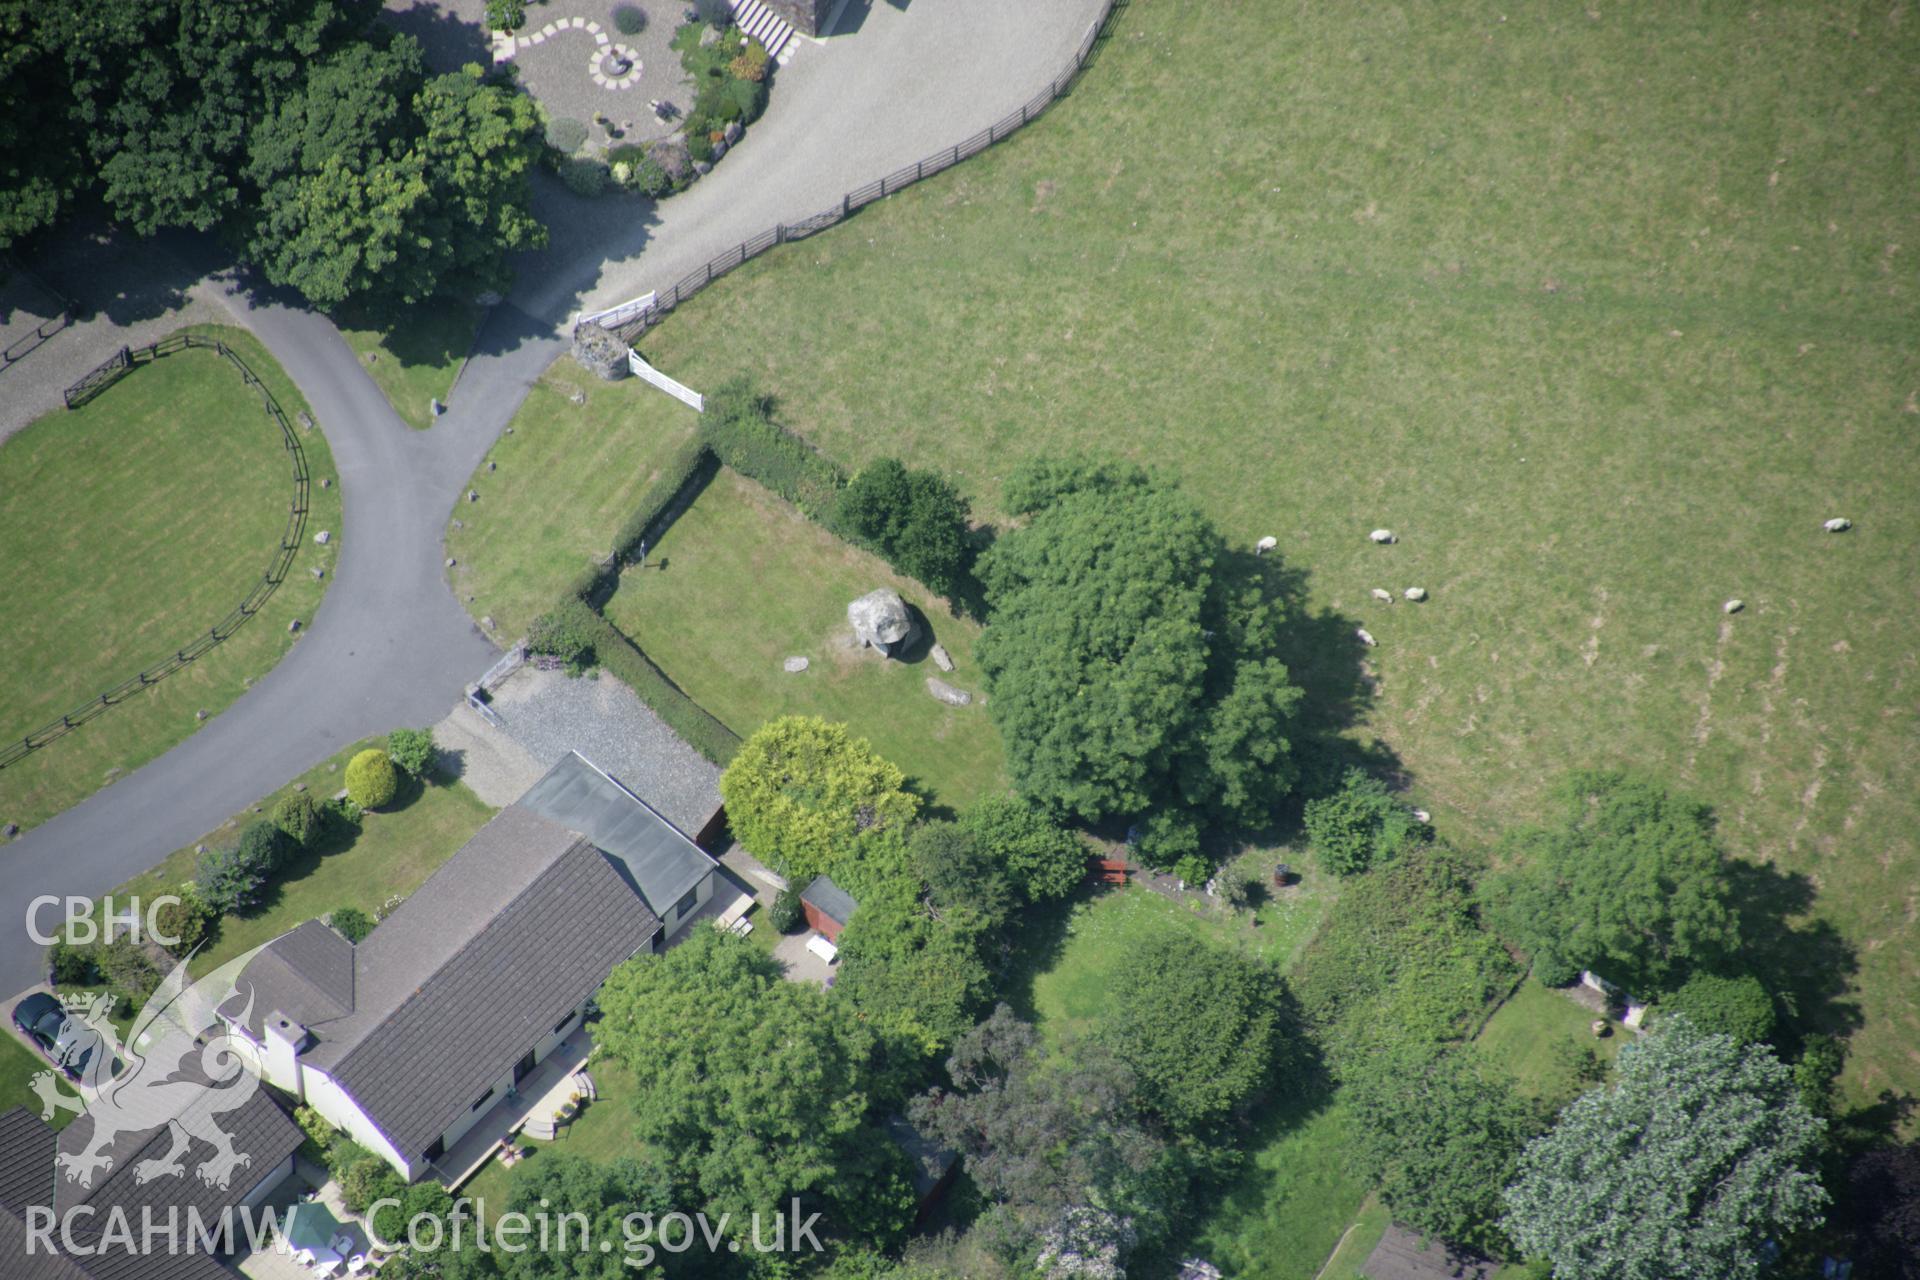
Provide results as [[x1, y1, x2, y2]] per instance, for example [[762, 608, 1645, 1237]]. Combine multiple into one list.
[[1475, 977, 1628, 1106], [335, 299, 482, 431], [108, 738, 495, 977], [602, 468, 1006, 811], [446, 368, 700, 639], [1021, 883, 1363, 1280], [0, 324, 342, 836], [0, 1030, 54, 1123], [460, 1053, 644, 1215], [589, 1, 1920, 1114]]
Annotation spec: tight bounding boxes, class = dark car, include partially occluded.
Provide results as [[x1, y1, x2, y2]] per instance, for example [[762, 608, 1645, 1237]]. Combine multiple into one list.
[[10, 992, 111, 1081]]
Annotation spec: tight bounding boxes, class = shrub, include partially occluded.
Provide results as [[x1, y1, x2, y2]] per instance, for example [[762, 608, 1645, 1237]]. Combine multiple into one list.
[[151, 888, 217, 955], [484, 0, 526, 32], [613, 148, 672, 196], [613, 4, 646, 34], [962, 796, 1084, 902], [1133, 809, 1201, 868], [341, 1158, 403, 1215], [344, 749, 398, 810], [236, 819, 287, 876], [561, 156, 611, 196], [47, 939, 100, 987], [330, 906, 376, 944], [545, 116, 589, 154], [834, 458, 975, 601], [320, 796, 362, 840], [1663, 971, 1775, 1045], [386, 727, 436, 779], [701, 378, 846, 515], [294, 1106, 334, 1159], [685, 126, 715, 163], [195, 843, 270, 914], [527, 598, 600, 670], [323, 1135, 375, 1181], [1171, 853, 1212, 888], [770, 884, 804, 933], [271, 791, 322, 849], [729, 43, 769, 82], [1304, 767, 1421, 877], [99, 938, 162, 1007]]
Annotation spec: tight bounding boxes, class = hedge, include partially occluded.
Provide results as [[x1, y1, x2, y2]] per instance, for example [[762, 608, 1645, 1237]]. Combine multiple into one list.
[[566, 438, 716, 605], [576, 608, 742, 765], [699, 378, 845, 518]]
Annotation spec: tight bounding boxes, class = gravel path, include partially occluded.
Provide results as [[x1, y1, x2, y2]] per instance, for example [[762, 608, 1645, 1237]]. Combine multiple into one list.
[[0, 0, 1109, 994]]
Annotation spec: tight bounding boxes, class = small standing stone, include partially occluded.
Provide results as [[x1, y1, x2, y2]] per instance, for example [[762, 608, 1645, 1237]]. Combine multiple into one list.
[[1369, 528, 1397, 544], [196, 710, 208, 721], [1723, 599, 1745, 614], [288, 619, 302, 634], [311, 566, 325, 581], [1, 823, 17, 839], [319, 477, 330, 489], [783, 656, 810, 673], [446, 557, 457, 568], [468, 490, 479, 503], [926, 677, 973, 706], [930, 644, 954, 673], [724, 120, 742, 144], [195, 843, 207, 854], [293, 783, 307, 792], [297, 411, 314, 430], [481, 616, 497, 631], [693, 160, 712, 176], [430, 398, 445, 417], [1404, 586, 1428, 602], [314, 530, 331, 544], [569, 389, 587, 406], [488, 460, 497, 472], [506, 427, 514, 434], [452, 519, 464, 530]]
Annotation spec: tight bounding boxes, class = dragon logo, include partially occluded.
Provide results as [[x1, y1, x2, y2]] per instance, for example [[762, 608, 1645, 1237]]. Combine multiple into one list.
[[31, 946, 269, 1196]]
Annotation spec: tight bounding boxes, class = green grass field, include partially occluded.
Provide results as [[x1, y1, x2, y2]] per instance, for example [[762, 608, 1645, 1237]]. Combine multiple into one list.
[[0, 1030, 54, 1123], [108, 738, 495, 977], [0, 325, 342, 836], [335, 299, 482, 431], [602, 468, 1006, 810], [460, 1055, 645, 1214], [446, 368, 701, 639], [590, 1, 1920, 1111], [1475, 977, 1628, 1106]]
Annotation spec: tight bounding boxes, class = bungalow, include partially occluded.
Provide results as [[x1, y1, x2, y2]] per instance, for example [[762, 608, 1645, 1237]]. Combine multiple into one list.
[[221, 752, 723, 1183], [0, 1089, 303, 1279]]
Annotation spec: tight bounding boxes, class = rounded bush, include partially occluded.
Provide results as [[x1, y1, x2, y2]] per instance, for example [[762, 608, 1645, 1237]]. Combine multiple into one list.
[[545, 116, 590, 154], [1665, 971, 1775, 1044], [345, 749, 398, 810], [561, 156, 611, 197], [613, 4, 646, 34], [769, 885, 804, 934], [272, 791, 322, 849]]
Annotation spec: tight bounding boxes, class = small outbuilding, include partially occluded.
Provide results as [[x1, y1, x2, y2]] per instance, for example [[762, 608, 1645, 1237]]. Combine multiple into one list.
[[801, 875, 858, 943]]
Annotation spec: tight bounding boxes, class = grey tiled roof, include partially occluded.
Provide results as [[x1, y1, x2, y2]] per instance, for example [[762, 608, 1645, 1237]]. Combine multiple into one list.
[[517, 752, 720, 920], [227, 918, 354, 1039], [802, 875, 858, 926], [1, 1101, 289, 1280], [327, 836, 660, 1166]]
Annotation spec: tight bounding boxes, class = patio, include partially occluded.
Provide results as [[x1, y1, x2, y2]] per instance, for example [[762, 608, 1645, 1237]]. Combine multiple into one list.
[[428, 1027, 595, 1189], [236, 1159, 379, 1280]]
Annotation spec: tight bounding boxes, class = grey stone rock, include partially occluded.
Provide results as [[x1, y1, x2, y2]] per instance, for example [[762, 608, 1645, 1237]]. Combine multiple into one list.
[[724, 120, 742, 144], [288, 618, 302, 633], [481, 616, 497, 631], [848, 589, 918, 655], [1724, 599, 1744, 614], [314, 530, 331, 545], [571, 320, 632, 381], [297, 411, 314, 430], [930, 643, 954, 672], [311, 567, 325, 581], [293, 783, 307, 792], [1369, 528, 1396, 544], [926, 678, 972, 706], [569, 389, 587, 406], [698, 24, 720, 46], [452, 519, 464, 530], [1404, 586, 1428, 602], [711, 139, 728, 161], [488, 461, 497, 472], [783, 656, 810, 673], [446, 558, 457, 568], [1823, 517, 1852, 532], [2, 823, 17, 839], [430, 398, 445, 417], [693, 160, 712, 176], [196, 710, 207, 721], [467, 489, 480, 503], [319, 477, 330, 488], [195, 843, 207, 854]]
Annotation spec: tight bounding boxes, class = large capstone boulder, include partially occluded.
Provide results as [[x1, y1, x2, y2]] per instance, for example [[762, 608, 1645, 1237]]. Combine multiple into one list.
[[572, 322, 631, 381], [849, 589, 918, 656]]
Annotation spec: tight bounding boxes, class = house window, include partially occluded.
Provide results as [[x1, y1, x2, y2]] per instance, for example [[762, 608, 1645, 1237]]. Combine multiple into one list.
[[470, 1087, 494, 1113], [551, 1010, 576, 1036], [674, 886, 700, 919]]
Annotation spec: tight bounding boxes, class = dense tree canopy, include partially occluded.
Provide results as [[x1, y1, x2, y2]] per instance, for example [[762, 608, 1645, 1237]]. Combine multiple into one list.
[[459, 1154, 673, 1278], [962, 796, 1086, 903], [594, 929, 914, 1241], [718, 716, 920, 891], [1481, 771, 1742, 993], [1344, 1043, 1543, 1255], [1302, 767, 1422, 877], [1848, 1141, 1920, 1280], [1500, 1018, 1827, 1280], [909, 1006, 1190, 1271], [975, 457, 1303, 862], [0, 0, 546, 306], [1101, 933, 1287, 1132], [834, 458, 976, 602]]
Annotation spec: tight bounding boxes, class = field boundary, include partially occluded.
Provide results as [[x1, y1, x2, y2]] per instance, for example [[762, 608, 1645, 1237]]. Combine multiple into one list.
[[0, 333, 313, 770], [611, 0, 1126, 346]]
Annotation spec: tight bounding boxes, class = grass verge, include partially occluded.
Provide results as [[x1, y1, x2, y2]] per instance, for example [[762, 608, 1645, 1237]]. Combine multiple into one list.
[[0, 324, 341, 836], [334, 298, 482, 431]]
